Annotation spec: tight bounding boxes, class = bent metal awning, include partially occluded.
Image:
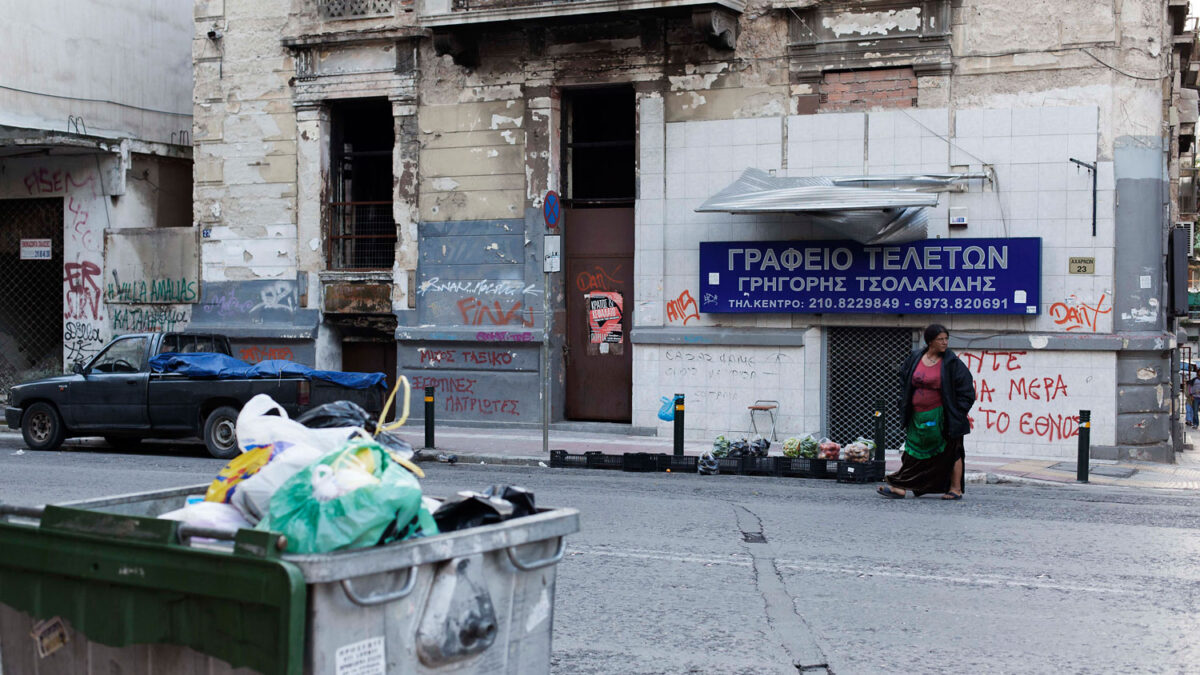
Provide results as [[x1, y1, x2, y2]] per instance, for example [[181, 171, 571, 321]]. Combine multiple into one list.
[[695, 168, 988, 245]]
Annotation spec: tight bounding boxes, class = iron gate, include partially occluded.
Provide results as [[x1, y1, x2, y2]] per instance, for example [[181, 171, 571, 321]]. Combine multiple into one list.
[[0, 199, 64, 402], [826, 327, 913, 450]]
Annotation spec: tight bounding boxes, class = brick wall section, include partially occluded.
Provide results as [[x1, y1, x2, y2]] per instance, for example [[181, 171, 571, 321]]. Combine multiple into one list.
[[820, 67, 918, 112]]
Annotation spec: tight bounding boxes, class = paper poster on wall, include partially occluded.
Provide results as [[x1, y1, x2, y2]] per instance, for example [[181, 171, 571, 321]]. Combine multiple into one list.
[[586, 291, 623, 355]]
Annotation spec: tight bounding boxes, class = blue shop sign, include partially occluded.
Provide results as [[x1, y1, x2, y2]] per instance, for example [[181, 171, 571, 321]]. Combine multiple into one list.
[[698, 238, 1041, 315]]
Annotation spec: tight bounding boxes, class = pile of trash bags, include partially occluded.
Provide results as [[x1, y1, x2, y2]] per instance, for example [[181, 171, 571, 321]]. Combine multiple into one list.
[[159, 392, 538, 553], [710, 434, 770, 458]]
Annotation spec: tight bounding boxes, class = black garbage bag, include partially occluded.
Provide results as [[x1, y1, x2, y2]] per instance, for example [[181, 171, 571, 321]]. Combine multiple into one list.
[[728, 439, 750, 457], [750, 437, 770, 457], [433, 485, 536, 532], [698, 452, 719, 475], [296, 400, 415, 459]]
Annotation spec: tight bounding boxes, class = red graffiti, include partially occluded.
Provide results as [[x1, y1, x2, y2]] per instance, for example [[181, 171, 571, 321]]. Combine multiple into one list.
[[1017, 412, 1081, 441], [463, 350, 513, 366], [665, 290, 699, 325], [67, 197, 96, 250], [445, 396, 520, 416], [974, 379, 997, 403], [1008, 375, 1068, 402], [63, 261, 102, 320], [960, 350, 1025, 374], [575, 265, 622, 292], [457, 298, 535, 327], [24, 168, 95, 196], [1049, 293, 1111, 332], [409, 376, 476, 394], [238, 346, 295, 363], [420, 349, 456, 365]]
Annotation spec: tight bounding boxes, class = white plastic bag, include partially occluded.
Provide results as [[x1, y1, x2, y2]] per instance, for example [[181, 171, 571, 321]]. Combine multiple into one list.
[[159, 501, 251, 531], [230, 440, 324, 523]]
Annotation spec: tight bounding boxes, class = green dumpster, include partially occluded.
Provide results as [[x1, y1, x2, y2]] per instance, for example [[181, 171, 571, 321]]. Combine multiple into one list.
[[0, 484, 579, 674]]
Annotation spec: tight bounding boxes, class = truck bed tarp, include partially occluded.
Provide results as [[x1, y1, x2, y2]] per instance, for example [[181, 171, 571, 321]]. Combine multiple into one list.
[[148, 353, 386, 390]]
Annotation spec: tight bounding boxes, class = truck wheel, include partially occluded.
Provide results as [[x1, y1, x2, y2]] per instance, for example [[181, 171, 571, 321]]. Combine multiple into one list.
[[203, 406, 240, 459], [22, 402, 65, 451]]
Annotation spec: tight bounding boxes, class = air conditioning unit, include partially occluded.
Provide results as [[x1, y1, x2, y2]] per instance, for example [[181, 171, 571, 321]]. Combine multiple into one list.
[[1186, 221, 1197, 259]]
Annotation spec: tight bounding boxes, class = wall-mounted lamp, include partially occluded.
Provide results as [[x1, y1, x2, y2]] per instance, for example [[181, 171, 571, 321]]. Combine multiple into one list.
[[207, 25, 222, 41]]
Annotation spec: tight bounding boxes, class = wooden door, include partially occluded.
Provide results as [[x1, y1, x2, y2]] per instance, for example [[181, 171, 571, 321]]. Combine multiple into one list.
[[342, 341, 398, 420], [564, 207, 634, 421]]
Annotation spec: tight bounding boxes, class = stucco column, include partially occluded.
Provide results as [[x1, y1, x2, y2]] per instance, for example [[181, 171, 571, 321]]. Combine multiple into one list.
[[295, 103, 328, 311], [393, 100, 419, 312]]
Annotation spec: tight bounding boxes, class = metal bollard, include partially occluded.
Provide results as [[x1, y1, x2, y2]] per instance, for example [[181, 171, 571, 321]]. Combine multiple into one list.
[[673, 393, 685, 457], [873, 399, 886, 463], [424, 386, 435, 450], [1076, 410, 1091, 483]]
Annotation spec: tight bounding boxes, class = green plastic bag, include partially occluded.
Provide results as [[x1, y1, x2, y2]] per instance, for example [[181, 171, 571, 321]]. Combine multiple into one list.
[[257, 437, 438, 553]]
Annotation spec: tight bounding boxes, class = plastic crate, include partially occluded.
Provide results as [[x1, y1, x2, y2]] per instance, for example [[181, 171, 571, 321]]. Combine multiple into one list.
[[808, 458, 839, 479], [740, 456, 780, 476], [714, 457, 743, 475], [622, 453, 664, 472], [658, 455, 699, 473], [836, 460, 887, 483], [586, 452, 624, 470], [776, 457, 814, 478], [549, 450, 589, 469]]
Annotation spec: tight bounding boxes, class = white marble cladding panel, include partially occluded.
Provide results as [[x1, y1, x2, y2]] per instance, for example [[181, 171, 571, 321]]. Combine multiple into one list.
[[640, 106, 1110, 335], [957, 348, 1116, 459], [633, 344, 809, 443]]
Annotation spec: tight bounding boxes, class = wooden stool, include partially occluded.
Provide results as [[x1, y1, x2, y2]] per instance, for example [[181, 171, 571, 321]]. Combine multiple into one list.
[[748, 400, 779, 441]]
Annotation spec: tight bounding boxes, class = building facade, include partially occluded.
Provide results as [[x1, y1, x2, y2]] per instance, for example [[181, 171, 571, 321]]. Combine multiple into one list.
[[0, 1, 195, 397], [195, 0, 1196, 461]]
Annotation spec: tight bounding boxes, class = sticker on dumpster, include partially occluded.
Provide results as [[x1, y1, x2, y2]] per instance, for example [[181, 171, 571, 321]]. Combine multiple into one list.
[[30, 616, 69, 658], [336, 636, 385, 675]]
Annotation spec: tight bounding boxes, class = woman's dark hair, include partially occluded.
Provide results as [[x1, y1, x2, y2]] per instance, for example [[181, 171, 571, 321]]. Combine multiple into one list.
[[923, 323, 949, 345]]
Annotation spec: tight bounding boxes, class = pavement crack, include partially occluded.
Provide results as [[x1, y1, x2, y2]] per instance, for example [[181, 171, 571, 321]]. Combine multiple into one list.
[[732, 503, 830, 673]]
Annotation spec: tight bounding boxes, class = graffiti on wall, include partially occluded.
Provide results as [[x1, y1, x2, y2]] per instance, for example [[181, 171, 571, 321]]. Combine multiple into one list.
[[195, 280, 309, 326], [456, 297, 535, 327], [110, 306, 190, 334], [239, 345, 296, 363], [665, 289, 699, 325], [56, 166, 107, 367], [105, 272, 198, 304], [408, 375, 520, 416], [1048, 293, 1111, 332], [961, 349, 1092, 444], [575, 265, 621, 293], [418, 348, 515, 367]]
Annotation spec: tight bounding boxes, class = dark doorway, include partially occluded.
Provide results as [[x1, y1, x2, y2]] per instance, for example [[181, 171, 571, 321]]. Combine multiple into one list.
[[328, 98, 395, 270], [562, 87, 635, 422], [0, 198, 64, 401], [342, 339, 398, 421]]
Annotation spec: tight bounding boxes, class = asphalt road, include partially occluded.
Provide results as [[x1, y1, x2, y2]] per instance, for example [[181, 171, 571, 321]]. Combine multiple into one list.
[[2, 435, 1200, 674]]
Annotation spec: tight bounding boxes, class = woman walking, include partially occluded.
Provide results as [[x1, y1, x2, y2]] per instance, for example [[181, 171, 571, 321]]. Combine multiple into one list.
[[876, 324, 976, 500]]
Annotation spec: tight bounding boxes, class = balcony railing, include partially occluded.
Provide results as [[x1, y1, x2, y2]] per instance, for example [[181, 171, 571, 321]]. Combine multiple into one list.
[[327, 201, 396, 270], [319, 0, 394, 18]]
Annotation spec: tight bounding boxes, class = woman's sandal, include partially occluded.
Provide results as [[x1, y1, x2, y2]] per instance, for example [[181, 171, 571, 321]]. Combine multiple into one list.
[[941, 491, 963, 500], [876, 485, 905, 499]]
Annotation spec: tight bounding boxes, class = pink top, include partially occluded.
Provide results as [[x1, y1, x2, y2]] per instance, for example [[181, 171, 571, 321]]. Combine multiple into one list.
[[911, 359, 943, 412]]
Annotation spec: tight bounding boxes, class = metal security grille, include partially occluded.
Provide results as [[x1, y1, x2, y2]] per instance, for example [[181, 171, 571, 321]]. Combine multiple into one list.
[[0, 199, 64, 402], [319, 0, 393, 18], [827, 327, 913, 450], [327, 201, 396, 269]]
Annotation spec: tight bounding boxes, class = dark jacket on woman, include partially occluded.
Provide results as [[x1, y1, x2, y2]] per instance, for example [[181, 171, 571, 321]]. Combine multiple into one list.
[[899, 347, 976, 438]]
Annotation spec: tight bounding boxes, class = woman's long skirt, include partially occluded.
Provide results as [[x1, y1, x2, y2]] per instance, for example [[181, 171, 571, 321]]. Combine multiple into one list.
[[885, 436, 965, 497]]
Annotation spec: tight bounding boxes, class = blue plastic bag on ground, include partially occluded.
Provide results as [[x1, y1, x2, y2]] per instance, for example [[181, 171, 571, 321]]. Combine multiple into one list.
[[256, 437, 437, 553]]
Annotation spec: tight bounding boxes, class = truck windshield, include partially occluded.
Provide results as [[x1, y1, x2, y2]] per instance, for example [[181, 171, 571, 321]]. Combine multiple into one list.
[[89, 337, 149, 373]]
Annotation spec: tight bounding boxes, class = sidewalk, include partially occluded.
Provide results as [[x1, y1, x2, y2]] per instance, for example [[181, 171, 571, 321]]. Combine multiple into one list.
[[395, 424, 1200, 492]]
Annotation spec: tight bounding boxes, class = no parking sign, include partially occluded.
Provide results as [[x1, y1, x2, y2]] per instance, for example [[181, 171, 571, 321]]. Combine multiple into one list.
[[543, 190, 561, 230]]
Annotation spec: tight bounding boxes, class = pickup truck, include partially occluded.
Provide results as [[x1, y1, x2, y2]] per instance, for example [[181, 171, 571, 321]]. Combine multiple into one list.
[[5, 332, 384, 458]]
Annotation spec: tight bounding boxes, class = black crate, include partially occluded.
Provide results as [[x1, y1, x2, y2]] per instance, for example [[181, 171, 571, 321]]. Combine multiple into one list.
[[549, 450, 589, 469], [659, 454, 699, 473], [622, 452, 665, 472], [586, 453, 624, 470], [714, 456, 743, 475], [776, 457, 814, 478], [808, 458, 839, 479], [836, 460, 886, 483], [740, 456, 781, 476]]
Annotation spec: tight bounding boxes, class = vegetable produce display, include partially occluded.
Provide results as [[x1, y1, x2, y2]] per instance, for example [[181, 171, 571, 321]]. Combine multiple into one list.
[[842, 441, 870, 463], [817, 438, 841, 460]]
